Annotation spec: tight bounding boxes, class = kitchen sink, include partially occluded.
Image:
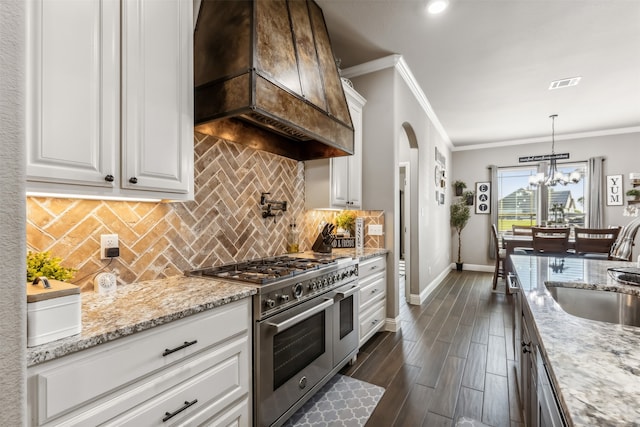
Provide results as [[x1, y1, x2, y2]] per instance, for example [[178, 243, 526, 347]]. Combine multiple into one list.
[[546, 285, 640, 327]]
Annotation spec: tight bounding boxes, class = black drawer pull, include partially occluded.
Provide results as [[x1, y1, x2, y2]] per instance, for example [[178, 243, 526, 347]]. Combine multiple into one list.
[[162, 399, 198, 422], [162, 340, 197, 357]]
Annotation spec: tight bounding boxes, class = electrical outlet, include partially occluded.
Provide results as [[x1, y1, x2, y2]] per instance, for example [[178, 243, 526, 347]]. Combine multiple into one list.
[[100, 234, 119, 259], [368, 224, 383, 236]]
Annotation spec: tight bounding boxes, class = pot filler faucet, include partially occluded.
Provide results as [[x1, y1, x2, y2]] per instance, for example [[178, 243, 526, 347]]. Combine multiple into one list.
[[260, 192, 287, 221]]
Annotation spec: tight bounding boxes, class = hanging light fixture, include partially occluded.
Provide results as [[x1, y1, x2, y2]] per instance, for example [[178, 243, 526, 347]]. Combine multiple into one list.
[[529, 114, 581, 187]]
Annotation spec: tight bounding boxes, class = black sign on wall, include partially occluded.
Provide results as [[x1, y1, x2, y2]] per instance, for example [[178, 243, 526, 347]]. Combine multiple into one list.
[[518, 153, 569, 163]]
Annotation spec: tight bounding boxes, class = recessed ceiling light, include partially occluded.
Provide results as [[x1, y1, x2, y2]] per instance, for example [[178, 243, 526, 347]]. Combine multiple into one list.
[[427, 0, 449, 14], [549, 77, 581, 90]]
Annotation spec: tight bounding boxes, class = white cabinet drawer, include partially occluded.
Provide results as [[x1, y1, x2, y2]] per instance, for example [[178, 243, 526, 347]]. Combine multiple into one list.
[[33, 300, 248, 423], [102, 336, 249, 427], [359, 271, 385, 312], [358, 256, 386, 279], [359, 300, 385, 346], [182, 395, 250, 427]]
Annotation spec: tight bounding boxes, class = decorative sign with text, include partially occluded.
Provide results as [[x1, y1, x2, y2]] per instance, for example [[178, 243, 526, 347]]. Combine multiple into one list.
[[519, 153, 569, 163], [475, 182, 491, 214], [606, 175, 623, 206]]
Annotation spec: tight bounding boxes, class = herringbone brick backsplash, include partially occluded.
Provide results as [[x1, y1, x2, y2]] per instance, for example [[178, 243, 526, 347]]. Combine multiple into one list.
[[27, 134, 384, 291]]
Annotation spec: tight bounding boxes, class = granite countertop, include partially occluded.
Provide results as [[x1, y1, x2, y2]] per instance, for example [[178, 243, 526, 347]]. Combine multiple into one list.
[[511, 254, 640, 426], [27, 276, 257, 367], [27, 249, 388, 368], [297, 247, 389, 261]]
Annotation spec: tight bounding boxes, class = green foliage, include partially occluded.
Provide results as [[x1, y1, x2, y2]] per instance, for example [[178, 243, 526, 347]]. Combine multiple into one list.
[[450, 200, 471, 263], [334, 210, 357, 233], [26, 251, 76, 283], [626, 189, 640, 197], [450, 200, 471, 233], [453, 180, 467, 190]]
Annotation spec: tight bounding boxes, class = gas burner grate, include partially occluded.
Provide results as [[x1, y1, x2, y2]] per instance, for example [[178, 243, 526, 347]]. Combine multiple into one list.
[[192, 256, 339, 285]]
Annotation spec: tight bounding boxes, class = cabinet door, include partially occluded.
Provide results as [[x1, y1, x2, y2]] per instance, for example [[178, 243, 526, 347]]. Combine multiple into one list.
[[121, 0, 193, 195], [26, 0, 119, 188], [346, 93, 363, 208], [331, 156, 350, 207]]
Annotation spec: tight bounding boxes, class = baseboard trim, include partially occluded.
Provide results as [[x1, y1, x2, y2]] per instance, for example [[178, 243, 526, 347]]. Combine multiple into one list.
[[409, 264, 451, 305], [385, 315, 400, 333], [450, 263, 494, 273]]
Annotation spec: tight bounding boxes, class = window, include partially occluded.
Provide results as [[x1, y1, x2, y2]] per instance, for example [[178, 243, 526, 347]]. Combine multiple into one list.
[[496, 162, 587, 235], [546, 162, 587, 227], [497, 167, 539, 234]]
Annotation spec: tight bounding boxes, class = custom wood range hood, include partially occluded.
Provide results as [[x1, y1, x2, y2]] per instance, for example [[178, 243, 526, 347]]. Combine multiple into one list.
[[194, 0, 354, 161]]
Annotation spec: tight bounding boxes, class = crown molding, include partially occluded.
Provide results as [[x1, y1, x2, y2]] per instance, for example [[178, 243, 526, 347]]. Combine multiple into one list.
[[342, 55, 452, 149], [451, 126, 640, 152]]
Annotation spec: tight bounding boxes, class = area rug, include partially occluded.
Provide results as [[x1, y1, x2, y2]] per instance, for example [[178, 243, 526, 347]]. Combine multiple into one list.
[[282, 374, 385, 427]]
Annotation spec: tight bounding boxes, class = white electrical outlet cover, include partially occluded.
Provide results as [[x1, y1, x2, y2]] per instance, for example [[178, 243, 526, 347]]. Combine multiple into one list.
[[368, 224, 384, 235], [100, 234, 119, 259]]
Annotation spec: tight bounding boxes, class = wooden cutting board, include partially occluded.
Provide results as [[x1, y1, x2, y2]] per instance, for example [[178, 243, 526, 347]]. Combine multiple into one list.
[[27, 279, 80, 303]]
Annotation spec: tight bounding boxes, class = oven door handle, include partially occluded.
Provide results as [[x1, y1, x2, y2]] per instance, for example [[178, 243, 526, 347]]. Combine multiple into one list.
[[265, 298, 334, 333], [334, 284, 359, 301]]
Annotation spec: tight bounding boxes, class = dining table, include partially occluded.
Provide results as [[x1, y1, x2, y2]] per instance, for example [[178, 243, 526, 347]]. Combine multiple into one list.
[[502, 234, 577, 278]]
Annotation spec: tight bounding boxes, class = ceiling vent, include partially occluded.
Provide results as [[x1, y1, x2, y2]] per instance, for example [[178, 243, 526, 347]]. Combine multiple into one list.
[[549, 77, 581, 90]]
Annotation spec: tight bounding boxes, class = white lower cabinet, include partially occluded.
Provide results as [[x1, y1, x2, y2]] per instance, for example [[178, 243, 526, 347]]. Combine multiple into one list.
[[358, 255, 386, 346], [27, 299, 251, 427]]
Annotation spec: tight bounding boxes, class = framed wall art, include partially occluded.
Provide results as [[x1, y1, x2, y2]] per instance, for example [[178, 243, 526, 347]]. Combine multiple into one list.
[[606, 174, 623, 206], [475, 182, 491, 214]]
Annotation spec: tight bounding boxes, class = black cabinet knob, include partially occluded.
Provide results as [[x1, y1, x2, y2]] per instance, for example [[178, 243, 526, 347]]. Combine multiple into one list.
[[129, 177, 138, 184], [104, 174, 114, 182]]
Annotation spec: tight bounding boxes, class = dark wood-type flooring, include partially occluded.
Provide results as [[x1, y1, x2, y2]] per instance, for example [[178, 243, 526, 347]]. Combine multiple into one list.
[[341, 270, 522, 427]]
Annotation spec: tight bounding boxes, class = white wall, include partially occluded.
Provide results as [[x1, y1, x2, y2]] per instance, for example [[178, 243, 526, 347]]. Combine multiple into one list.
[[452, 132, 640, 266], [351, 64, 452, 317], [0, 0, 27, 424]]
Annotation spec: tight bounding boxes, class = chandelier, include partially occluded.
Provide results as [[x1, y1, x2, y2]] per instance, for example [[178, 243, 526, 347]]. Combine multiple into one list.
[[529, 114, 581, 187]]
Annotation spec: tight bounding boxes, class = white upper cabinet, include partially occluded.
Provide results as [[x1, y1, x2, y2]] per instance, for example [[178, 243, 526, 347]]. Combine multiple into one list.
[[305, 82, 366, 209], [331, 84, 364, 208], [26, 0, 119, 189], [26, 0, 194, 200]]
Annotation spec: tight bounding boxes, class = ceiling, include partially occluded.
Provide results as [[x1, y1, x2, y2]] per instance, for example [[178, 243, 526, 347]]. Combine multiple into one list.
[[316, 0, 640, 149]]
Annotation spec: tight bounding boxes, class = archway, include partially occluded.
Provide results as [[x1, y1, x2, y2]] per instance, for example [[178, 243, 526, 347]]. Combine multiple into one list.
[[398, 123, 419, 303]]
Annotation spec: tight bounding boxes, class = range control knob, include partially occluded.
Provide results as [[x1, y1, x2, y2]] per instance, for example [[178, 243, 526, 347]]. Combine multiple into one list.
[[292, 283, 303, 298], [265, 299, 276, 308], [342, 272, 348, 280], [280, 294, 290, 303]]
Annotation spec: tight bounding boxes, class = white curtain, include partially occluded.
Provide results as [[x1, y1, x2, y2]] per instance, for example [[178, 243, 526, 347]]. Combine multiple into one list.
[[588, 157, 605, 228], [488, 165, 498, 259]]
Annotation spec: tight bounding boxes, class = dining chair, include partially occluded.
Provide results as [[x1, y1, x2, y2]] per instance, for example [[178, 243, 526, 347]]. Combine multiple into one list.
[[574, 227, 621, 258], [512, 224, 534, 235], [531, 227, 570, 254], [491, 224, 506, 290]]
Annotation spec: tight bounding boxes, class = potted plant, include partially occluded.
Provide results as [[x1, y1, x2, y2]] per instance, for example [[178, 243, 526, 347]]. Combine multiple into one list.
[[27, 250, 76, 283], [453, 180, 467, 197], [626, 188, 640, 202], [334, 210, 357, 236], [462, 190, 475, 206], [450, 200, 471, 271]]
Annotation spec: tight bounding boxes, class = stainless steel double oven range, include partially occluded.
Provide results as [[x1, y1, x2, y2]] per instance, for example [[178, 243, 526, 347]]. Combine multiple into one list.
[[190, 255, 359, 427]]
